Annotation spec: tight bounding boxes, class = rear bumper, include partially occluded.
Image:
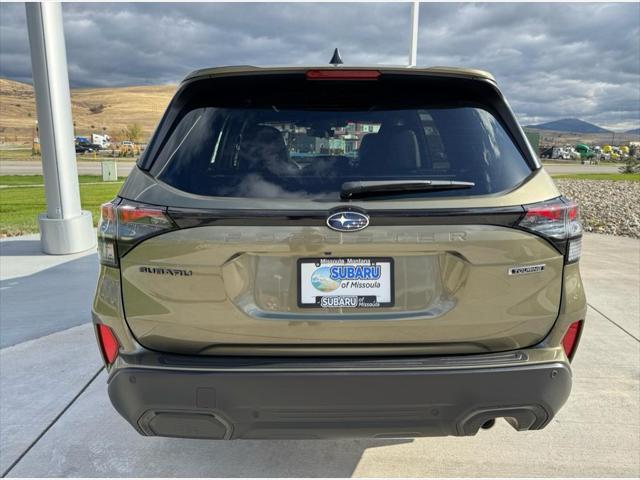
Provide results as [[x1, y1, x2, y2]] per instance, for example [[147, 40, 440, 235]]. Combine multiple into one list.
[[107, 355, 572, 439]]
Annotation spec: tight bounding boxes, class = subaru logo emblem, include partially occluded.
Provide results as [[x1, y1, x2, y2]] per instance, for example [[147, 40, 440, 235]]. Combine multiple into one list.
[[326, 211, 370, 232]]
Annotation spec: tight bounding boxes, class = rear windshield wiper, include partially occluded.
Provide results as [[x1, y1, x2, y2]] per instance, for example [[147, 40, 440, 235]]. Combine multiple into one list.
[[340, 180, 475, 200]]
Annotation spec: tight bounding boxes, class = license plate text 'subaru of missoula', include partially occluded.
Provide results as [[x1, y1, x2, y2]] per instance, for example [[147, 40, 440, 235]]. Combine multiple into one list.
[[298, 257, 394, 308]]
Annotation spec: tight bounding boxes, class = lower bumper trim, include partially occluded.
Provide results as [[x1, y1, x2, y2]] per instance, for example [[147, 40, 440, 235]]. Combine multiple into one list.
[[108, 362, 571, 439]]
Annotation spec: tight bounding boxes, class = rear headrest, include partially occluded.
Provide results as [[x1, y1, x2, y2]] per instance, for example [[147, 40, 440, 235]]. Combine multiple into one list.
[[386, 129, 420, 170], [358, 128, 420, 172], [238, 125, 290, 174], [359, 133, 383, 162]]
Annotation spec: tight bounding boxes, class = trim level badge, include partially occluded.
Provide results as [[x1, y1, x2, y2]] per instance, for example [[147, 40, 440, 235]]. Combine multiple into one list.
[[508, 264, 545, 275]]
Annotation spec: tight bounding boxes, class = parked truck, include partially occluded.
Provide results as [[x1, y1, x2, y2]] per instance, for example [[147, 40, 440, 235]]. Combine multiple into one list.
[[575, 144, 596, 163]]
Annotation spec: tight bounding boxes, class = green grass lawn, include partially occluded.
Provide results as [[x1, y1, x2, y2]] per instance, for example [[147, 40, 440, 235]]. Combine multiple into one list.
[[0, 175, 125, 186], [1, 171, 638, 237], [0, 175, 124, 236], [0, 148, 38, 160], [551, 173, 640, 182], [0, 175, 125, 187]]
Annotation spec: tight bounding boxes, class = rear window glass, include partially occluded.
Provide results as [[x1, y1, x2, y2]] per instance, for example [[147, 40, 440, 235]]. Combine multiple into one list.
[[155, 104, 531, 200]]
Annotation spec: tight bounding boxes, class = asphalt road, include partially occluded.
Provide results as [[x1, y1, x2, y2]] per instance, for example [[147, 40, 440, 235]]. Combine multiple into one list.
[[542, 163, 623, 174], [0, 160, 136, 176], [0, 159, 624, 176], [0, 233, 638, 476]]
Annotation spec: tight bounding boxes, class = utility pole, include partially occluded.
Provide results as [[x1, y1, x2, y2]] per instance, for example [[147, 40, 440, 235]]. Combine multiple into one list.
[[25, 2, 94, 254], [409, 1, 420, 67]]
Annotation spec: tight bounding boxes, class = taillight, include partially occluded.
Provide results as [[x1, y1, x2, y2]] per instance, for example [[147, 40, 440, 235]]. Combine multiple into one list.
[[306, 70, 381, 81], [562, 320, 583, 361], [518, 197, 583, 263], [96, 323, 119, 365], [98, 202, 118, 267], [97, 199, 176, 267]]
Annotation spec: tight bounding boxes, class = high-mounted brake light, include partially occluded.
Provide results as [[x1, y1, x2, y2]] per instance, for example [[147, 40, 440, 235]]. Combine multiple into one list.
[[562, 320, 583, 361], [97, 324, 119, 365], [97, 200, 176, 267], [306, 70, 381, 81], [518, 197, 583, 263]]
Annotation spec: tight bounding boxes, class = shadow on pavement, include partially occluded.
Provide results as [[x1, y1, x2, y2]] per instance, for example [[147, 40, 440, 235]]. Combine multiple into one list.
[[139, 437, 413, 477], [0, 240, 43, 256], [0, 254, 98, 348], [4, 365, 413, 477]]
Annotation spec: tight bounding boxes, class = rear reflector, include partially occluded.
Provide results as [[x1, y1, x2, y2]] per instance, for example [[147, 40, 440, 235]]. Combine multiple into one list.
[[306, 70, 381, 81], [567, 237, 582, 263], [97, 324, 119, 365], [562, 320, 583, 361]]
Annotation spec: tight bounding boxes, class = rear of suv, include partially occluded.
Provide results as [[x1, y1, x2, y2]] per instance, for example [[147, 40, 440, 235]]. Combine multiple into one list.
[[92, 65, 586, 440]]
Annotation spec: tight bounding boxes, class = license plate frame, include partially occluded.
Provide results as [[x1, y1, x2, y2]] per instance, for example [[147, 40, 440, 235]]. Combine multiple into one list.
[[297, 257, 394, 309]]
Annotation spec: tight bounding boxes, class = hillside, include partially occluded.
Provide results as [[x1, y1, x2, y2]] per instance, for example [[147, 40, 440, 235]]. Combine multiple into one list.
[[626, 128, 640, 135], [527, 118, 611, 134], [0, 78, 176, 144], [2, 78, 638, 147]]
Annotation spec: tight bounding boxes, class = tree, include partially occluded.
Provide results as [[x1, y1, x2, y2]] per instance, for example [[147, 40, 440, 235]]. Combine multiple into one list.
[[121, 123, 143, 143], [619, 157, 640, 174]]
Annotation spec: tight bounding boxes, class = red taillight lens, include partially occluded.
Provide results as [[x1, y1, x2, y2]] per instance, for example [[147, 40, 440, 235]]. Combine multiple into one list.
[[97, 324, 119, 365], [520, 198, 578, 239], [562, 320, 583, 361], [525, 203, 564, 222], [118, 205, 168, 224], [97, 200, 175, 267], [518, 197, 583, 263], [306, 69, 381, 81]]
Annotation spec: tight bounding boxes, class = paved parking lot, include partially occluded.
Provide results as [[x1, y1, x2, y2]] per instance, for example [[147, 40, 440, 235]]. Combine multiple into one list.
[[0, 233, 638, 477]]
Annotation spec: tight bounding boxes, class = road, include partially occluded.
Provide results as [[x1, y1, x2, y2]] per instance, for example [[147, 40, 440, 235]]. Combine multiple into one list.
[[0, 159, 624, 176], [0, 160, 136, 176], [0, 233, 638, 476], [542, 163, 622, 174]]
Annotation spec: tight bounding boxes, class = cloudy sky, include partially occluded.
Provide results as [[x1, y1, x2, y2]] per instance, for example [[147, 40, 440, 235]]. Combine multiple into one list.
[[1, 2, 639, 130]]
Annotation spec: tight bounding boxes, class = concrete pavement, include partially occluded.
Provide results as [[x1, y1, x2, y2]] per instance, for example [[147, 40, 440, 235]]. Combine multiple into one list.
[[0, 324, 103, 475], [578, 234, 639, 340], [0, 233, 638, 477], [0, 235, 98, 347]]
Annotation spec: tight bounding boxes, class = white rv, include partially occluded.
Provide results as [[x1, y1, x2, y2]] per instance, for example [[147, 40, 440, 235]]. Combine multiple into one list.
[[91, 133, 111, 148]]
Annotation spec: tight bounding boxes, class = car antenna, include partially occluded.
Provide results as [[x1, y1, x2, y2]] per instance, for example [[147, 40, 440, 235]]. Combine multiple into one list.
[[329, 48, 343, 66]]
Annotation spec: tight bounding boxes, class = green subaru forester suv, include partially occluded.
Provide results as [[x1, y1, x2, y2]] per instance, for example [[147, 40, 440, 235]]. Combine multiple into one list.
[[92, 65, 586, 440]]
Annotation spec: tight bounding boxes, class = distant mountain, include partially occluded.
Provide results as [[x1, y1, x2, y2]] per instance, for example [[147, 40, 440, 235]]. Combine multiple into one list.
[[626, 128, 640, 134], [526, 118, 611, 134]]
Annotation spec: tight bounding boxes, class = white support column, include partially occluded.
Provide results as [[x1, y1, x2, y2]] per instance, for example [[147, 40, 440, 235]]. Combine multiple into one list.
[[409, 1, 420, 67], [25, 2, 94, 254]]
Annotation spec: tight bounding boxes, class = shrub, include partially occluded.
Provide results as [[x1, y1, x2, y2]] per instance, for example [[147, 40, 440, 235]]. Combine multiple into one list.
[[619, 157, 640, 174], [89, 104, 105, 114]]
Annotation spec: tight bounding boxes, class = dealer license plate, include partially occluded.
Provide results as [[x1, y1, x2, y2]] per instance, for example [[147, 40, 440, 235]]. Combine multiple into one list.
[[297, 257, 394, 308]]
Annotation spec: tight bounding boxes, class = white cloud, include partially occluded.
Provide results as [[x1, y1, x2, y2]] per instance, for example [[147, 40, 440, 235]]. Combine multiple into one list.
[[0, 2, 638, 131]]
